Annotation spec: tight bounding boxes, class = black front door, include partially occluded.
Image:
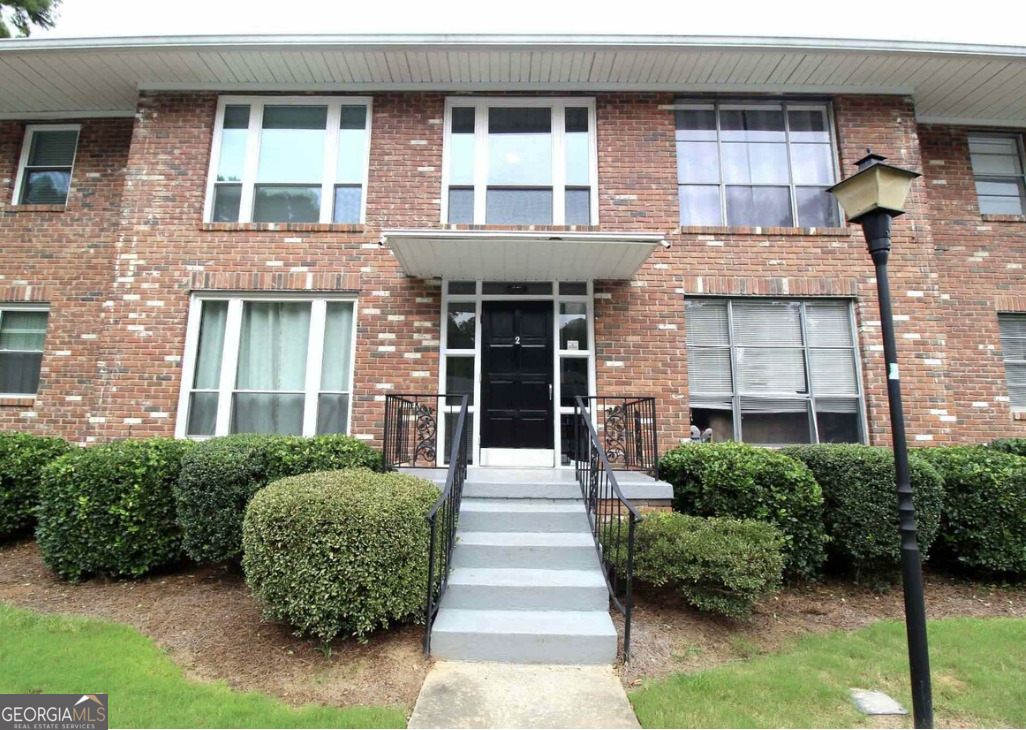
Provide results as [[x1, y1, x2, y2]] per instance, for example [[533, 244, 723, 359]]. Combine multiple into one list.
[[481, 301, 554, 449]]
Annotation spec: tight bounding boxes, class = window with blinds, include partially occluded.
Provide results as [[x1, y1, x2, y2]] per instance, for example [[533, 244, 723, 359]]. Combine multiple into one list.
[[0, 308, 50, 396], [968, 134, 1026, 216], [15, 126, 79, 206], [998, 313, 1026, 409], [685, 298, 864, 445]]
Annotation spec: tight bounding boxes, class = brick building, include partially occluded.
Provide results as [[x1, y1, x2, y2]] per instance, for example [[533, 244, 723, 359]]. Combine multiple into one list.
[[2, 34, 1026, 467]]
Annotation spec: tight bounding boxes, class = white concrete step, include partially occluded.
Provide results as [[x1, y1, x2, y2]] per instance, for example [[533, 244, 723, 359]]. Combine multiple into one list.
[[445, 567, 609, 611], [459, 498, 591, 533], [463, 480, 584, 500], [453, 531, 598, 569], [430, 609, 618, 664]]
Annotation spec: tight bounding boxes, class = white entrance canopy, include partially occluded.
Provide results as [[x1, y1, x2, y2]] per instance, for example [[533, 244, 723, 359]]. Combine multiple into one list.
[[381, 229, 668, 281]]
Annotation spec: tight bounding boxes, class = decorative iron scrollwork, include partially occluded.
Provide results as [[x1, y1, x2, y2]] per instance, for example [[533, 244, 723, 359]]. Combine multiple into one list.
[[414, 403, 437, 464], [603, 405, 627, 465]]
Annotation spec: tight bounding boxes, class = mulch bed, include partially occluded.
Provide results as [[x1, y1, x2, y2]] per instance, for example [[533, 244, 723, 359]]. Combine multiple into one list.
[[0, 539, 429, 710], [617, 574, 1026, 687]]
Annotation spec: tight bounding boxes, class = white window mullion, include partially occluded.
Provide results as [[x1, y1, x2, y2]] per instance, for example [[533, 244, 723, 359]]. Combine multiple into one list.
[[215, 299, 244, 435], [174, 298, 204, 438], [552, 104, 567, 225], [473, 104, 488, 224], [304, 300, 327, 436], [321, 104, 341, 225], [203, 104, 227, 222], [238, 102, 263, 224]]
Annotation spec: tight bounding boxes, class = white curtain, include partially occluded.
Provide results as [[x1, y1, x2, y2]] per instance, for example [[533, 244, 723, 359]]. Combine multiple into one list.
[[233, 302, 310, 435]]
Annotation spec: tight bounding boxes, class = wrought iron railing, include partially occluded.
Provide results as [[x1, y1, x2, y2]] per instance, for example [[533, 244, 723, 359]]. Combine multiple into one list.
[[573, 395, 642, 663], [576, 396, 659, 478], [422, 394, 469, 654], [384, 393, 469, 470]]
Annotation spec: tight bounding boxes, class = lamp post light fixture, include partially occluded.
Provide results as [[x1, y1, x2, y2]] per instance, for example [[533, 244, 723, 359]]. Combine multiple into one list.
[[828, 152, 933, 729]]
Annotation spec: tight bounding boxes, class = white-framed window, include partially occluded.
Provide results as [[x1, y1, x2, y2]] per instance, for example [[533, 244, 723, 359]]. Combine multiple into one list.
[[441, 97, 598, 226], [0, 305, 50, 396], [968, 133, 1026, 216], [175, 294, 357, 438], [203, 96, 372, 224], [12, 125, 80, 206], [685, 298, 865, 445], [674, 101, 840, 228], [998, 313, 1026, 409]]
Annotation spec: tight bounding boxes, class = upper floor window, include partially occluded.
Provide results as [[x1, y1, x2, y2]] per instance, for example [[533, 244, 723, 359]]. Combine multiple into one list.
[[968, 134, 1026, 216], [204, 97, 371, 224], [685, 298, 864, 445], [13, 125, 79, 206], [675, 102, 839, 228], [443, 98, 597, 226], [998, 313, 1026, 409], [0, 306, 49, 396]]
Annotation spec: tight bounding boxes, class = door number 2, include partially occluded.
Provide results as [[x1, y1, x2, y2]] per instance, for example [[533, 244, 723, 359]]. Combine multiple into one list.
[[514, 336, 521, 345]]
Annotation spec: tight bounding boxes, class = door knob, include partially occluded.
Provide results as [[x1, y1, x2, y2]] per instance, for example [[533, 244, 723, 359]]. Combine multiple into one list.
[[549, 383, 553, 401]]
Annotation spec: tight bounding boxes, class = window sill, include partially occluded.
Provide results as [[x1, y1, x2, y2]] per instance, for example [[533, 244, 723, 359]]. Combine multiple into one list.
[[0, 396, 37, 407], [2, 204, 67, 214], [1012, 410, 1026, 421], [981, 214, 1026, 224], [678, 225, 851, 237], [200, 222, 366, 233]]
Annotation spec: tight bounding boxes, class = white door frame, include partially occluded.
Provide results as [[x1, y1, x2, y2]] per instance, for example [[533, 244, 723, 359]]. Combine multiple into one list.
[[439, 280, 596, 468]]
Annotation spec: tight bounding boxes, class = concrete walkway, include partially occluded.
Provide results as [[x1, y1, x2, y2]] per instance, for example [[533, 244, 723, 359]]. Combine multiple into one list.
[[408, 661, 640, 729]]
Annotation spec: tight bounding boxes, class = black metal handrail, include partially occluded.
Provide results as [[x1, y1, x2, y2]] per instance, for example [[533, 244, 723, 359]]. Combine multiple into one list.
[[573, 395, 642, 663], [384, 393, 468, 470], [576, 396, 659, 478], [422, 394, 469, 654]]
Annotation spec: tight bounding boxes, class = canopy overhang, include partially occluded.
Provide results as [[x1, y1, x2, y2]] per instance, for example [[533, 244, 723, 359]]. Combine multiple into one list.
[[382, 229, 668, 281]]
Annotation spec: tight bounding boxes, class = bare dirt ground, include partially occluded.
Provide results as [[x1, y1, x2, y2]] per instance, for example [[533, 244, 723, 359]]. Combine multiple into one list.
[[617, 575, 1026, 687], [0, 538, 430, 710]]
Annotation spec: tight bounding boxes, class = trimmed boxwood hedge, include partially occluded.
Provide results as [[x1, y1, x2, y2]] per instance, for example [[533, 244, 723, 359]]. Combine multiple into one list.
[[0, 432, 72, 539], [242, 469, 439, 641], [632, 512, 784, 618], [918, 446, 1026, 577], [782, 444, 944, 579], [987, 438, 1026, 458], [660, 442, 827, 582], [36, 438, 195, 580], [175, 434, 382, 565]]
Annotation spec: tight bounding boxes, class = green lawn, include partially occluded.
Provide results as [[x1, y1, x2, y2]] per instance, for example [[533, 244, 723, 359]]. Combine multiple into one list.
[[0, 603, 406, 729], [630, 617, 1026, 729]]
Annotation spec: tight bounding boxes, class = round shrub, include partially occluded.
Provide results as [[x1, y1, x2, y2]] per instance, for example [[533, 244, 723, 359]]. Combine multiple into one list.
[[242, 469, 439, 642], [175, 434, 382, 565], [36, 438, 195, 580], [782, 444, 944, 579], [660, 442, 827, 582], [917, 446, 1026, 577], [987, 438, 1026, 458], [632, 512, 784, 618], [0, 431, 72, 539]]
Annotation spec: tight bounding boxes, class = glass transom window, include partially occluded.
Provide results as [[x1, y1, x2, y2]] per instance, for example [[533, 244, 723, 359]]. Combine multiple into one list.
[[968, 134, 1026, 216], [14, 126, 79, 206], [685, 298, 864, 445], [177, 296, 356, 437], [0, 307, 49, 396], [675, 102, 839, 228], [205, 97, 371, 224], [443, 99, 596, 226]]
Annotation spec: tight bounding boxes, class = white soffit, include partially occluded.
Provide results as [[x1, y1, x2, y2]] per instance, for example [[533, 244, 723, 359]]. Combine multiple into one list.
[[2, 35, 1026, 125], [382, 229, 667, 281]]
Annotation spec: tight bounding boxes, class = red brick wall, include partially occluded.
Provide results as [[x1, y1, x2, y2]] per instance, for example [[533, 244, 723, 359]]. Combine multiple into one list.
[[919, 123, 1026, 439], [2, 90, 1018, 450], [0, 118, 132, 443]]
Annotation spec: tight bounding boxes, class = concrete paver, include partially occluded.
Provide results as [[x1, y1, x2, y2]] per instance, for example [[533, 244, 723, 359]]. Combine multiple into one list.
[[408, 661, 640, 729]]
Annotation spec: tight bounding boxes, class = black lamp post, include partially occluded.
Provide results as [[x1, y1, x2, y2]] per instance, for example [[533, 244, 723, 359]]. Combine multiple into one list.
[[828, 152, 933, 729]]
